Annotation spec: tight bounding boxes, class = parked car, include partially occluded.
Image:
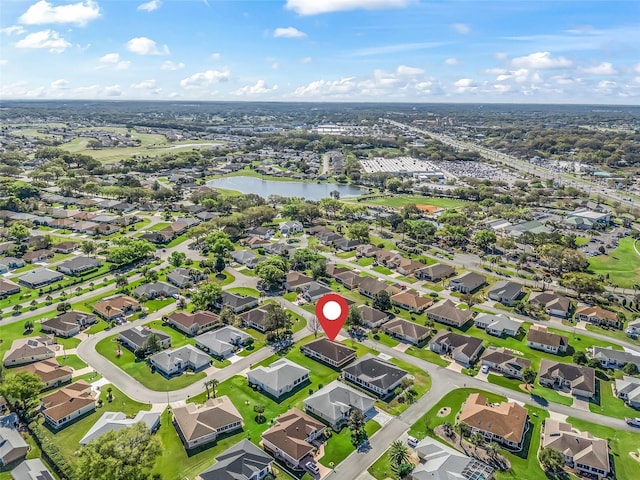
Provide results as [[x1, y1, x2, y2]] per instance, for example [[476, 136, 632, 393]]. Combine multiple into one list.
[[407, 436, 419, 448]]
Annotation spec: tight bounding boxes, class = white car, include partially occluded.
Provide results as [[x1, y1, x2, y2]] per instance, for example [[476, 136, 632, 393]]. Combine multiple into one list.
[[407, 436, 419, 448], [306, 462, 319, 474], [481, 365, 490, 374]]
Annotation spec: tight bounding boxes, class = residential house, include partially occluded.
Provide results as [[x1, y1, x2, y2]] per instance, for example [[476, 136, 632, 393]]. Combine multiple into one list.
[[172, 396, 243, 450], [325, 263, 350, 279], [16, 360, 72, 390], [343, 354, 409, 397], [474, 313, 522, 337], [119, 326, 171, 352], [316, 231, 342, 246], [0, 279, 20, 298], [411, 437, 494, 480], [526, 325, 568, 355], [448, 272, 486, 293], [425, 299, 474, 328], [528, 291, 572, 318], [390, 291, 432, 313], [383, 318, 431, 345], [358, 277, 400, 299], [283, 271, 313, 292], [18, 268, 63, 288], [23, 249, 54, 264], [589, 346, 640, 371], [304, 380, 375, 431], [0, 413, 29, 466], [480, 348, 531, 380], [357, 305, 391, 329], [52, 242, 78, 254], [195, 326, 253, 358], [615, 376, 640, 409], [375, 249, 403, 268], [40, 311, 97, 337], [215, 292, 259, 314], [166, 267, 207, 288], [1, 258, 24, 269], [240, 307, 271, 333], [247, 227, 274, 240], [243, 236, 271, 249], [10, 458, 55, 480], [280, 221, 303, 235], [414, 263, 455, 282], [576, 305, 620, 329], [247, 358, 310, 398], [167, 311, 220, 336], [40, 380, 96, 429], [80, 411, 161, 446], [396, 258, 425, 276], [196, 439, 273, 480], [94, 295, 141, 320], [487, 281, 524, 306], [458, 393, 528, 449], [625, 319, 640, 338], [133, 281, 179, 300], [230, 250, 261, 269], [301, 338, 357, 369], [429, 331, 484, 367], [261, 409, 325, 470], [149, 345, 210, 376], [3, 336, 56, 367], [57, 256, 101, 276], [356, 244, 380, 258], [542, 419, 610, 477], [539, 360, 596, 398], [334, 271, 363, 290], [264, 242, 293, 257], [303, 281, 333, 302]]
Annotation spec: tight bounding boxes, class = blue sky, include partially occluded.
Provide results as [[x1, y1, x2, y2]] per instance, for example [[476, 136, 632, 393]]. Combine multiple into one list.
[[1, 0, 639, 103]]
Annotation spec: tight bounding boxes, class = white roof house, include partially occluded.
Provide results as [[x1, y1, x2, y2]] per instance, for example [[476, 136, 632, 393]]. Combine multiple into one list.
[[80, 411, 161, 445]]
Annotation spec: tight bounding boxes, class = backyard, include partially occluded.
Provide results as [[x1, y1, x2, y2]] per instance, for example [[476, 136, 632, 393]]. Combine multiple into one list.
[[588, 236, 640, 289]]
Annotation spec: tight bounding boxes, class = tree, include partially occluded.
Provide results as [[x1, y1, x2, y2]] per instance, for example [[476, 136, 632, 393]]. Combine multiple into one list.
[[308, 315, 321, 338], [310, 258, 327, 280], [8, 223, 29, 242], [623, 362, 639, 375], [144, 269, 159, 282], [539, 447, 565, 474], [191, 281, 222, 311], [108, 239, 155, 266], [214, 256, 226, 274], [56, 301, 71, 313], [562, 272, 604, 297], [473, 229, 497, 252], [205, 231, 235, 256], [24, 319, 34, 332], [0, 372, 44, 409], [347, 222, 370, 243], [486, 441, 500, 458], [168, 251, 186, 268], [115, 275, 129, 289], [253, 404, 266, 423], [347, 306, 362, 327], [143, 333, 162, 355], [219, 305, 238, 326], [76, 422, 161, 480], [348, 409, 367, 447], [81, 240, 97, 257], [389, 440, 410, 474], [255, 256, 288, 288], [264, 303, 290, 336], [573, 351, 588, 365], [470, 432, 485, 451], [522, 367, 536, 389], [373, 290, 391, 311]]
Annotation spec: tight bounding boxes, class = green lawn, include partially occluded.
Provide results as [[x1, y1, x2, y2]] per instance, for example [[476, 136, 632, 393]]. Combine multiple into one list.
[[95, 334, 207, 391], [336, 250, 357, 259], [356, 257, 374, 267], [213, 270, 236, 285], [57, 354, 88, 370], [372, 265, 393, 275], [405, 345, 451, 367], [371, 332, 400, 348], [282, 292, 297, 302], [319, 420, 381, 467], [588, 237, 640, 288], [147, 222, 171, 231], [227, 287, 260, 298], [589, 379, 640, 419], [585, 323, 640, 346], [486, 374, 573, 406], [575, 236, 590, 247], [236, 267, 256, 277], [54, 336, 81, 349], [37, 384, 151, 463], [567, 416, 640, 480], [366, 195, 466, 209]]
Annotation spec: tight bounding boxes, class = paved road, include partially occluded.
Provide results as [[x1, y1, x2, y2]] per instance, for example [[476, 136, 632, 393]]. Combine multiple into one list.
[[322, 251, 640, 354]]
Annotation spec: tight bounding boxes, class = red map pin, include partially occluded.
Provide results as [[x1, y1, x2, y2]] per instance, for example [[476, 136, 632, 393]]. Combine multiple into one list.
[[315, 293, 350, 341]]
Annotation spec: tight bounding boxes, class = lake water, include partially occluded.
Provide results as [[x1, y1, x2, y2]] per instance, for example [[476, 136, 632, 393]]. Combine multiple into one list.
[[206, 176, 366, 200]]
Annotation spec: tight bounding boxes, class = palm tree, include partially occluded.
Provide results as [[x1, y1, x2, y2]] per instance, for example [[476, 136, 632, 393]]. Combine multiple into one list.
[[105, 304, 113, 320], [253, 404, 266, 423], [470, 433, 485, 452], [442, 422, 453, 437], [389, 440, 410, 473], [486, 441, 500, 458], [209, 379, 219, 398]]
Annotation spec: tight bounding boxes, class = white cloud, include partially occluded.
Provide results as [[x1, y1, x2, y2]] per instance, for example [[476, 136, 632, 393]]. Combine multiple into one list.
[[19, 0, 101, 27], [273, 27, 307, 38], [115, 61, 131, 70], [234, 80, 278, 96], [138, 0, 161, 12], [451, 23, 470, 34], [301, 56, 312, 63], [1, 26, 26, 36], [161, 60, 185, 70], [511, 51, 572, 69], [580, 62, 616, 75], [0, 60, 7, 66], [484, 68, 507, 75], [51, 79, 69, 89], [126, 37, 169, 55], [104, 84, 122, 96], [396, 65, 424, 75], [180, 68, 230, 89], [351, 41, 448, 57], [16, 30, 71, 53], [210, 52, 221, 60], [293, 77, 357, 97], [99, 52, 119, 63], [132, 79, 156, 89], [444, 57, 461, 65], [494, 52, 508, 60], [271, 63, 279, 70], [493, 84, 511, 93], [285, 0, 412, 15], [454, 78, 477, 93]]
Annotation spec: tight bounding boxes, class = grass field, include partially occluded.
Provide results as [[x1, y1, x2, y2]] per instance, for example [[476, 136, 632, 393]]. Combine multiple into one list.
[[364, 195, 466, 209], [226, 287, 260, 298], [57, 354, 88, 370], [487, 373, 574, 406], [588, 237, 640, 288]]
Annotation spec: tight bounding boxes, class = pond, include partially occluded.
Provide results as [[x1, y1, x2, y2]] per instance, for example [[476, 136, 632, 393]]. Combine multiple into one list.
[[206, 176, 366, 200]]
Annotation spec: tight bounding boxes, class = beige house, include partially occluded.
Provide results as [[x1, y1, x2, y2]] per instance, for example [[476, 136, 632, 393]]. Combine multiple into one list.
[[526, 325, 568, 355], [172, 396, 243, 450], [17, 360, 72, 390], [3, 336, 56, 367], [426, 299, 474, 327], [41, 380, 96, 429]]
